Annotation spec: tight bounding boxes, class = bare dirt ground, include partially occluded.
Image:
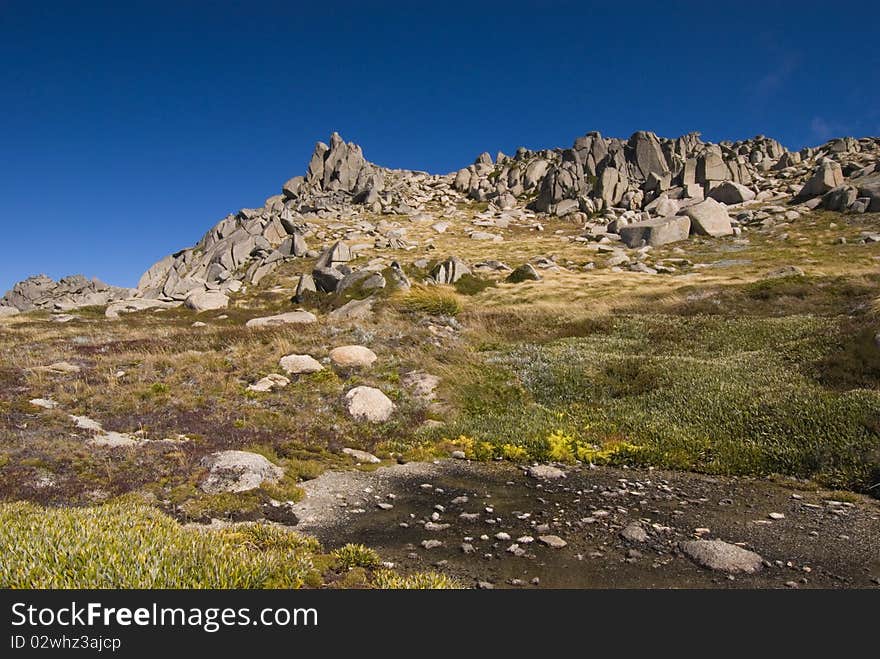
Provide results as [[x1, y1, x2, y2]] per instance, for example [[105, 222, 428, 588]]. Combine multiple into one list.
[[293, 459, 880, 589]]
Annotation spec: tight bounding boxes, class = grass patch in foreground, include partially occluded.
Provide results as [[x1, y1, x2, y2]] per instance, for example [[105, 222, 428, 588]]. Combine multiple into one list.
[[0, 499, 458, 589], [430, 314, 880, 492]]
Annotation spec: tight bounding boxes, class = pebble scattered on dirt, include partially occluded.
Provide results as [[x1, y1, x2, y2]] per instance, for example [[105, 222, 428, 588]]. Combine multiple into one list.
[[292, 459, 880, 589]]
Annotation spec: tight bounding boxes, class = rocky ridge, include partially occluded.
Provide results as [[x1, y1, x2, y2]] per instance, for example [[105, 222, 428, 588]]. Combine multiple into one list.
[[0, 275, 133, 313], [2, 130, 879, 315]]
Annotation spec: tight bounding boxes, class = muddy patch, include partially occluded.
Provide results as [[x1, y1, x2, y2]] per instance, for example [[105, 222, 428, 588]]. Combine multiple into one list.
[[293, 460, 880, 589]]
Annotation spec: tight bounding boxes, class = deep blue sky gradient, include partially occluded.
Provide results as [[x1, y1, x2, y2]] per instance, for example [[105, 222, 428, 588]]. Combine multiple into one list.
[[1, 1, 878, 292]]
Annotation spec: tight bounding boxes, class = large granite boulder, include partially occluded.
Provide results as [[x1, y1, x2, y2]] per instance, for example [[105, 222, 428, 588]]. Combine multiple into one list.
[[680, 198, 733, 237]]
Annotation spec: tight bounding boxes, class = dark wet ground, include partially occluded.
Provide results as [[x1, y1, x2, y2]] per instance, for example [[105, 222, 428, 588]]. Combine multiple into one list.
[[294, 460, 880, 589]]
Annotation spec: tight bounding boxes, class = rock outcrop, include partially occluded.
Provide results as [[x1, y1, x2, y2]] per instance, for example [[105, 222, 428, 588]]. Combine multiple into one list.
[[1, 275, 133, 312], [8, 129, 877, 314]]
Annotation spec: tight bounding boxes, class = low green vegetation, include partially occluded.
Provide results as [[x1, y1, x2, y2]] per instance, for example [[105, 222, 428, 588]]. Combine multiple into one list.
[[0, 498, 458, 589], [0, 498, 321, 588], [432, 313, 880, 492], [331, 543, 382, 569]]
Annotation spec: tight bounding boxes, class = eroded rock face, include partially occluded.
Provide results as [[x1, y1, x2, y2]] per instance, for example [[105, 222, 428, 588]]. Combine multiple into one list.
[[199, 450, 284, 494]]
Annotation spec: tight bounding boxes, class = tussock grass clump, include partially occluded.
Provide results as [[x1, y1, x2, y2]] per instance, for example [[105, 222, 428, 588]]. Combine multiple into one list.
[[371, 570, 461, 589], [331, 543, 381, 569], [0, 498, 321, 588], [396, 286, 463, 316]]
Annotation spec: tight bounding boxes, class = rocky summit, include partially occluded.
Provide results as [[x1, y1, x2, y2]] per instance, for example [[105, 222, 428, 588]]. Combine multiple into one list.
[[125, 130, 880, 307], [3, 130, 879, 313]]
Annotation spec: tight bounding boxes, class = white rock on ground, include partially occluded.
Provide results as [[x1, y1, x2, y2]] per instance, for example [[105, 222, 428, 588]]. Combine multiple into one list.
[[620, 522, 649, 543], [279, 354, 324, 375], [105, 298, 180, 318], [538, 535, 567, 548], [342, 448, 381, 464], [185, 290, 229, 312], [527, 464, 566, 480], [680, 539, 764, 574], [401, 371, 441, 401], [345, 386, 395, 422], [245, 310, 317, 328], [329, 345, 377, 369], [247, 374, 290, 392], [199, 450, 284, 494]]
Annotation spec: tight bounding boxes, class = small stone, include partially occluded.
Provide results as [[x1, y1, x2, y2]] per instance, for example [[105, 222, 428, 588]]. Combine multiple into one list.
[[342, 447, 381, 464], [527, 465, 566, 480], [538, 535, 567, 548], [451, 450, 467, 459], [377, 502, 393, 510], [620, 522, 649, 543], [680, 539, 763, 574], [421, 540, 443, 550], [495, 532, 511, 541], [768, 512, 785, 520]]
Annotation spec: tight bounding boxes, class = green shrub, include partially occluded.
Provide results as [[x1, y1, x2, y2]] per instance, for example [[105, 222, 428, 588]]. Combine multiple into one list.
[[371, 570, 461, 589], [332, 543, 381, 569]]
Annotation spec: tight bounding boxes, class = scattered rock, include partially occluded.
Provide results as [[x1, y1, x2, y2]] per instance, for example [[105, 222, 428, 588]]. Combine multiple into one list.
[[245, 310, 317, 328], [620, 522, 649, 543], [538, 535, 567, 548], [247, 374, 290, 392], [342, 448, 381, 464], [185, 290, 229, 312], [345, 386, 395, 422], [680, 539, 763, 574], [199, 450, 284, 494], [330, 345, 377, 369], [279, 354, 324, 375], [401, 371, 440, 401], [527, 465, 566, 480], [506, 264, 542, 283]]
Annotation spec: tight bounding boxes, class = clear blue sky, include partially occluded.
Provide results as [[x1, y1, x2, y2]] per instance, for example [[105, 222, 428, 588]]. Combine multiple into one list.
[[1, 1, 878, 293]]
